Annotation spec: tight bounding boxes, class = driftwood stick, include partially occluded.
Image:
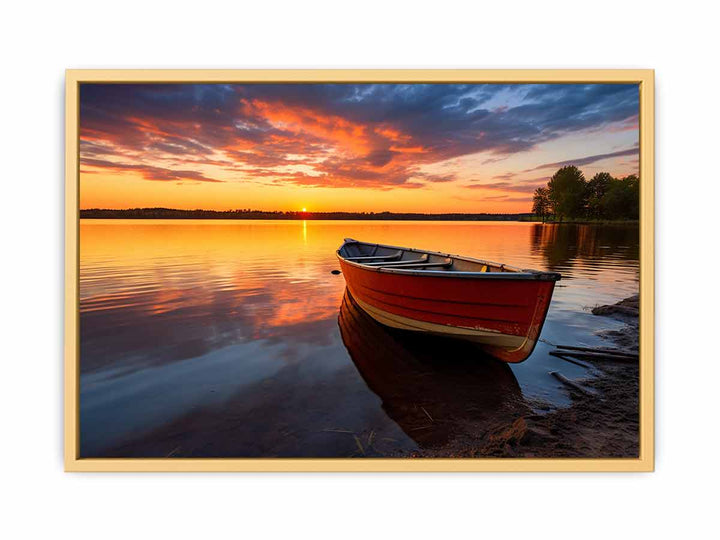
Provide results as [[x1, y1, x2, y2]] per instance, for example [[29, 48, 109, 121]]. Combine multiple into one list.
[[556, 344, 638, 358], [548, 351, 592, 369], [552, 350, 638, 363], [549, 371, 597, 396], [420, 406, 434, 423]]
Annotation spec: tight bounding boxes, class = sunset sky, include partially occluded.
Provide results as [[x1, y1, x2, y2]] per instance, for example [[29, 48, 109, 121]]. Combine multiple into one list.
[[79, 83, 639, 213]]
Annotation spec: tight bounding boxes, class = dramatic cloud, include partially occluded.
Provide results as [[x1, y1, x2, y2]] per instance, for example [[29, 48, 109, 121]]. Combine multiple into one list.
[[466, 176, 550, 193], [79, 83, 640, 192], [80, 158, 223, 183], [523, 147, 639, 172]]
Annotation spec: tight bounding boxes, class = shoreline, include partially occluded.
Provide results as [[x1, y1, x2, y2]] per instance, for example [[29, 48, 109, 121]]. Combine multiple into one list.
[[409, 294, 640, 459], [79, 209, 532, 221], [78, 209, 638, 224], [78, 216, 638, 224], [529, 219, 639, 225]]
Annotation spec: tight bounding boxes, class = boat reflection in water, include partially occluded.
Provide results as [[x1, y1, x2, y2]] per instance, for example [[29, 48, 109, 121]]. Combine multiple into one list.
[[338, 289, 530, 449]]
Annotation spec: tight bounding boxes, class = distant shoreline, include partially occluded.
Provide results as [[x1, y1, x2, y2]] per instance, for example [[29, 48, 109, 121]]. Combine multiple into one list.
[[79, 208, 639, 224], [79, 208, 535, 221]]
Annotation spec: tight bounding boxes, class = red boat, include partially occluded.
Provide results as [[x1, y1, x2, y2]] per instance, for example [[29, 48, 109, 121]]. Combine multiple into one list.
[[336, 238, 561, 363]]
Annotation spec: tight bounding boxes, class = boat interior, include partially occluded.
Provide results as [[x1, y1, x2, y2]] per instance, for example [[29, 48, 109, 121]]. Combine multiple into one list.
[[338, 239, 517, 273]]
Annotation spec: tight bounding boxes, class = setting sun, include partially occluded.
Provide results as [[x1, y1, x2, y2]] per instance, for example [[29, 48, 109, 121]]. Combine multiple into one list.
[[302, 207, 307, 212]]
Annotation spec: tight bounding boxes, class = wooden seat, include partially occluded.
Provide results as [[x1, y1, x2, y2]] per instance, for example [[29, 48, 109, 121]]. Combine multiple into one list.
[[388, 259, 453, 269], [369, 256, 453, 270], [345, 250, 402, 262], [364, 254, 429, 266]]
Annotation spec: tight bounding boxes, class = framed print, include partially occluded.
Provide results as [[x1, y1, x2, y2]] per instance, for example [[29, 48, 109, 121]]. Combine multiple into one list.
[[65, 69, 654, 472]]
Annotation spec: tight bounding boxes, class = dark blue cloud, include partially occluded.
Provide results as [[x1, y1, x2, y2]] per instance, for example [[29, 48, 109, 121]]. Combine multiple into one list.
[[80, 82, 639, 188], [524, 147, 639, 172]]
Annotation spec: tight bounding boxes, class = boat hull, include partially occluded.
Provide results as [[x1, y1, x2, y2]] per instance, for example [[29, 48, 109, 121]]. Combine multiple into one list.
[[338, 258, 557, 363]]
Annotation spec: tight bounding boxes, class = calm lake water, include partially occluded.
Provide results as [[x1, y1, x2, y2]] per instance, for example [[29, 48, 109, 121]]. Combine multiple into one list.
[[79, 220, 639, 457]]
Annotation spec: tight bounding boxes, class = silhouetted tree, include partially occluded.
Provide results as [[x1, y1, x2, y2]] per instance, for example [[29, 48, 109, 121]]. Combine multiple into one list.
[[601, 174, 639, 219], [532, 187, 551, 222], [547, 166, 587, 221], [587, 172, 614, 219]]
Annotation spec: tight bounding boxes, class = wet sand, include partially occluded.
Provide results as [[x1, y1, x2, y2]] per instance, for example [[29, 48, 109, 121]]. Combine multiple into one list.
[[411, 295, 640, 459]]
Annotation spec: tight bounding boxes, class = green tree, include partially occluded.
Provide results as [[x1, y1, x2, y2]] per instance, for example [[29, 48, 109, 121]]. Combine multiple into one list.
[[587, 172, 614, 219], [601, 174, 639, 219], [532, 186, 551, 222], [547, 165, 587, 221]]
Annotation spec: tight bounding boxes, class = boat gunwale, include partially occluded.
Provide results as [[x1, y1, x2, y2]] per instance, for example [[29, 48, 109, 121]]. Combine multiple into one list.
[[337, 238, 561, 281]]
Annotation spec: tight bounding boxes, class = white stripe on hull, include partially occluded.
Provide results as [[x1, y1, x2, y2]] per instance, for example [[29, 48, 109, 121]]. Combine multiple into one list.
[[352, 293, 528, 350]]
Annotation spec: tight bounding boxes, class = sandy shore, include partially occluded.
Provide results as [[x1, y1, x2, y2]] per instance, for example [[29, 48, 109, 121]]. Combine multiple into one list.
[[411, 295, 640, 459]]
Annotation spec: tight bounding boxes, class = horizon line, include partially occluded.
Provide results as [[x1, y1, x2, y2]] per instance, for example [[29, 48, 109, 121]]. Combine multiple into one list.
[[79, 207, 533, 216]]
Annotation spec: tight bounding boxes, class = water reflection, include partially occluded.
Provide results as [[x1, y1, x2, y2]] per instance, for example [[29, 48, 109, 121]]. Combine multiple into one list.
[[79, 219, 639, 457], [530, 223, 639, 271], [80, 221, 342, 376], [339, 290, 529, 448]]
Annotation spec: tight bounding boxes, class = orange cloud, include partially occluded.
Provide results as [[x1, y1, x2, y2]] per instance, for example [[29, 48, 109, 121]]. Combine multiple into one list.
[[241, 99, 375, 156]]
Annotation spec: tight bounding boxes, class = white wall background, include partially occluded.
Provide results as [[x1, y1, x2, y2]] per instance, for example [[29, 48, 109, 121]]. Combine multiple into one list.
[[1, 1, 718, 538]]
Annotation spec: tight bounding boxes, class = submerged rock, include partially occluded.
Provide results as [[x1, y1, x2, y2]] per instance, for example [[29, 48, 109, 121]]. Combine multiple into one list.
[[593, 294, 639, 352], [592, 294, 639, 318]]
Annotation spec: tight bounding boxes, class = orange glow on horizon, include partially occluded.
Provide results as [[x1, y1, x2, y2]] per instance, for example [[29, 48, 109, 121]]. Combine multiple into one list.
[[79, 168, 538, 214]]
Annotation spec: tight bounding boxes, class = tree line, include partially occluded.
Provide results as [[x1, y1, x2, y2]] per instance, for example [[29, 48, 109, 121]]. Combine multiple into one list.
[[79, 207, 534, 221], [532, 166, 639, 222]]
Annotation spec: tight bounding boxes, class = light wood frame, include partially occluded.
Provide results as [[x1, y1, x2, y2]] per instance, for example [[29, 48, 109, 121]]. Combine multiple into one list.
[[65, 69, 654, 472]]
